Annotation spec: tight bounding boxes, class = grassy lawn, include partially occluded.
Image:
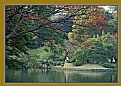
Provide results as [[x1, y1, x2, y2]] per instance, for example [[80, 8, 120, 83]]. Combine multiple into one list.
[[63, 63, 108, 69], [28, 46, 53, 59]]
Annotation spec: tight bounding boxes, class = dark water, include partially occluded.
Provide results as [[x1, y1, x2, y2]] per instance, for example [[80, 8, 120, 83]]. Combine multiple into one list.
[[5, 69, 117, 83]]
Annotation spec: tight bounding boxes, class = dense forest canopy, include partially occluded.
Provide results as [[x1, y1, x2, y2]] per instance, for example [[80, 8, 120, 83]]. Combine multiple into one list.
[[5, 5, 118, 69]]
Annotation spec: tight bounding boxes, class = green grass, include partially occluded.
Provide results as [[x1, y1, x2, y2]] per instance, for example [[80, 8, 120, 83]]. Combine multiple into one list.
[[28, 46, 53, 59], [63, 63, 108, 69], [63, 63, 75, 67]]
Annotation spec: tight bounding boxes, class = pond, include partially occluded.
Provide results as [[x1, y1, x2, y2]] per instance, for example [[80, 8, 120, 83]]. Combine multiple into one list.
[[5, 68, 117, 83]]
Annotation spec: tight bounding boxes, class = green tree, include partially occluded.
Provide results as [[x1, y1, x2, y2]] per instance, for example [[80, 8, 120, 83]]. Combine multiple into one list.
[[72, 32, 116, 64], [5, 5, 63, 69]]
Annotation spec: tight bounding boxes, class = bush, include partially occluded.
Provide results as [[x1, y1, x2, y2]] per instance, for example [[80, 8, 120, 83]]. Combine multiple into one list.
[[69, 58, 76, 63], [54, 58, 64, 61], [102, 62, 110, 68], [48, 60, 53, 64], [56, 61, 61, 66], [102, 62, 116, 68], [46, 63, 50, 66], [60, 61, 64, 64], [53, 62, 56, 66], [61, 64, 64, 67], [38, 64, 43, 68], [49, 55, 59, 60], [73, 60, 83, 66], [66, 60, 70, 63], [110, 64, 116, 68]]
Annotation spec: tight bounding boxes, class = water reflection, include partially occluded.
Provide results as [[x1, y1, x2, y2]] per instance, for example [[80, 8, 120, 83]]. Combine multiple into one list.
[[63, 71, 117, 83], [5, 69, 117, 83]]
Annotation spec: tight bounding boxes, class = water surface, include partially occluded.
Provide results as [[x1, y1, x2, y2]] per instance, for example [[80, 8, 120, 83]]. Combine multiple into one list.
[[5, 69, 117, 83]]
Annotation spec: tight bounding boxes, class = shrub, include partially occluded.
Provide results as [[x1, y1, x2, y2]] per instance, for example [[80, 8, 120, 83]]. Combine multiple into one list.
[[48, 60, 53, 64], [61, 64, 64, 67], [110, 64, 116, 68], [73, 60, 83, 66], [56, 61, 61, 66], [102, 62, 116, 68], [102, 62, 110, 68], [53, 62, 56, 66], [54, 58, 64, 61], [61, 61, 64, 64], [69, 58, 76, 63], [49, 55, 59, 60], [46, 63, 50, 66], [38, 64, 43, 68], [66, 58, 75, 63]]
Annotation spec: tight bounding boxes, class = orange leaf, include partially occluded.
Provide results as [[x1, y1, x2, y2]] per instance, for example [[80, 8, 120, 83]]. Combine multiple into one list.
[[99, 26, 103, 30]]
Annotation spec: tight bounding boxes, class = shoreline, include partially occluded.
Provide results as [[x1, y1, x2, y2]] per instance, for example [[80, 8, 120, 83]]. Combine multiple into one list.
[[51, 66, 116, 72]]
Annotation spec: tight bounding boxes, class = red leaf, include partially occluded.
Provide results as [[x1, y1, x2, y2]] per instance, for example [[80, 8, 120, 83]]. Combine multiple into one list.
[[82, 24, 85, 26]]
